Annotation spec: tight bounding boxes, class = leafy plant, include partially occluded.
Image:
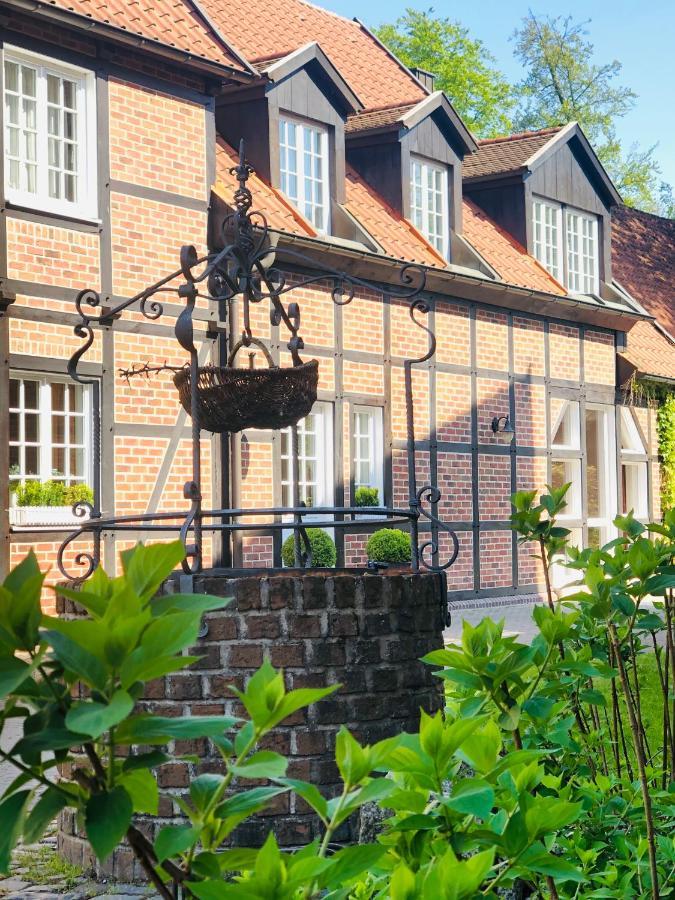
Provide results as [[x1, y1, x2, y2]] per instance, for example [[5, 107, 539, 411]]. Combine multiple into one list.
[[281, 528, 336, 568], [365, 528, 411, 564], [63, 483, 94, 507], [15, 480, 66, 507], [354, 486, 379, 508], [657, 392, 675, 511]]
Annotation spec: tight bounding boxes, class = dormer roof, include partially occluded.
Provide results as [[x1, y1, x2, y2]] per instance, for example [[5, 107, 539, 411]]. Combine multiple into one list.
[[346, 92, 477, 157], [263, 41, 363, 116]]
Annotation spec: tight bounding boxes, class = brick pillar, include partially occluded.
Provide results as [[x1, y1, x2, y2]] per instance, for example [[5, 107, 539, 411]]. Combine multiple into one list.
[[58, 571, 445, 876]]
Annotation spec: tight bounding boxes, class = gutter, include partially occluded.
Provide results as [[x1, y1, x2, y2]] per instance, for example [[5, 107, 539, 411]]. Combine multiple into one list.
[[262, 229, 650, 331], [0, 0, 255, 83]]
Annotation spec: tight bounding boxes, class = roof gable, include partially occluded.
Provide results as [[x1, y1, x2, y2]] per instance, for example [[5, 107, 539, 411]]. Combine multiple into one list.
[[264, 41, 363, 115], [464, 122, 621, 207]]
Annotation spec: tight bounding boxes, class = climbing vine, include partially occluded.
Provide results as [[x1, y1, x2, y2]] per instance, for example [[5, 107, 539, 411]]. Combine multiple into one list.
[[657, 392, 675, 511]]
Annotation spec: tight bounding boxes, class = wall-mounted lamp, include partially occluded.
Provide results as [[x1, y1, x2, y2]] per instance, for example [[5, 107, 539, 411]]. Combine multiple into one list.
[[491, 414, 515, 437]]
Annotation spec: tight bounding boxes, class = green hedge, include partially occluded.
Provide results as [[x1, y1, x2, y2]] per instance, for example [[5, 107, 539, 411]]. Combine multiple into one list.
[[281, 528, 337, 567]]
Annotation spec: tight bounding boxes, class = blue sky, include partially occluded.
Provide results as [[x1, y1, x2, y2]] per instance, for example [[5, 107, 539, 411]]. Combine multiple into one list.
[[318, 0, 675, 189]]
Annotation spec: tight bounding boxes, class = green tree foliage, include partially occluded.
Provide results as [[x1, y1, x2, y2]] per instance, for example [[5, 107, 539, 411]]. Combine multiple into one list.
[[512, 12, 672, 213], [657, 393, 675, 511], [374, 8, 516, 138]]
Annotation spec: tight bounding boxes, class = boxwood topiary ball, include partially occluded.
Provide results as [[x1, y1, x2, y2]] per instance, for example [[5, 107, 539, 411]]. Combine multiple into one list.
[[365, 528, 411, 564], [281, 528, 337, 568]]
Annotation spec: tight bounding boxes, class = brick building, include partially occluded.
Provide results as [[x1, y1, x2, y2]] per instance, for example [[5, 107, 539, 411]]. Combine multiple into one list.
[[0, 0, 660, 606]]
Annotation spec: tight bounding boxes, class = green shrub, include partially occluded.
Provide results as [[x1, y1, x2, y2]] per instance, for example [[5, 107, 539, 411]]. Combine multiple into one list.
[[15, 480, 66, 507], [365, 528, 411, 563], [64, 483, 94, 507], [354, 486, 379, 507], [281, 528, 337, 567]]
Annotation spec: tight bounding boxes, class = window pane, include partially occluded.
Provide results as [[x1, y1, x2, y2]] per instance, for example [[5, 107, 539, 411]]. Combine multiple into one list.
[[69, 416, 84, 444], [70, 448, 84, 478], [4, 61, 18, 93], [21, 66, 36, 97], [52, 415, 65, 444], [585, 409, 601, 518], [51, 382, 65, 411], [25, 413, 39, 443], [9, 412, 19, 442], [551, 458, 581, 518], [9, 379, 19, 408], [25, 445, 39, 476], [52, 447, 66, 476], [24, 380, 39, 408]]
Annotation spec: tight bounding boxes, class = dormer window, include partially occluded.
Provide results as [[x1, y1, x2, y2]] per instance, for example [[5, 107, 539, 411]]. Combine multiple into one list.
[[533, 197, 599, 295], [410, 156, 448, 258], [279, 116, 329, 232]]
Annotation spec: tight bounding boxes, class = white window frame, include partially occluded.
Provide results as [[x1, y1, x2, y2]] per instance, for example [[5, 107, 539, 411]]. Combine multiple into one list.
[[280, 402, 333, 512], [532, 196, 600, 295], [3, 45, 97, 220], [352, 405, 384, 506], [550, 399, 582, 520], [410, 155, 449, 259], [585, 403, 617, 547], [533, 197, 563, 283], [565, 206, 599, 295], [619, 407, 649, 518], [9, 371, 93, 489], [278, 114, 330, 233]]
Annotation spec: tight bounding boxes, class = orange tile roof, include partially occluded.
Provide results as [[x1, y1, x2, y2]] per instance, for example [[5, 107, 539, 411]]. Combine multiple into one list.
[[199, 0, 426, 109], [214, 139, 315, 236], [612, 205, 675, 338], [43, 0, 247, 70], [462, 199, 566, 295], [463, 126, 564, 180], [346, 103, 416, 134], [621, 320, 675, 381], [344, 166, 445, 266]]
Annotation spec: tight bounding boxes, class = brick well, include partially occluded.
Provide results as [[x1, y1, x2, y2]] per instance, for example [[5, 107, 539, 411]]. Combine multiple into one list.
[[58, 570, 445, 878]]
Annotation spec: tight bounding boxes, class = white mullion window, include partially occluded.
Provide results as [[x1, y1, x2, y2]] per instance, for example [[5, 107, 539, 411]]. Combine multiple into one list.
[[279, 116, 329, 233], [9, 372, 91, 489], [410, 156, 448, 258], [352, 406, 384, 503], [3, 46, 96, 218], [550, 399, 582, 520], [533, 198, 563, 282], [619, 407, 648, 518], [566, 208, 599, 295], [280, 402, 333, 510], [585, 404, 617, 548]]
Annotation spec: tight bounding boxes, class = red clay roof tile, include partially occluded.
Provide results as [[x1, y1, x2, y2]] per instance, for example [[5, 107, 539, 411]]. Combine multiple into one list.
[[199, 0, 426, 109], [462, 199, 566, 295], [345, 103, 416, 134], [43, 0, 246, 70], [214, 139, 316, 237], [463, 126, 564, 180], [621, 320, 675, 382]]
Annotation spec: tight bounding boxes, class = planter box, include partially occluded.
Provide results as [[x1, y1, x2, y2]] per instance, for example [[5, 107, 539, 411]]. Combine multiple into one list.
[[9, 506, 91, 528]]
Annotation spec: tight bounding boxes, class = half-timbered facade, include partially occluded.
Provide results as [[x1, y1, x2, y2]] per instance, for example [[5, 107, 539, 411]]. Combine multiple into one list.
[[0, 0, 660, 608]]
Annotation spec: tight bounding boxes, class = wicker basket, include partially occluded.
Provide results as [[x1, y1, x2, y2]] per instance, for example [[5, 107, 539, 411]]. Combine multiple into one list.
[[173, 339, 319, 433]]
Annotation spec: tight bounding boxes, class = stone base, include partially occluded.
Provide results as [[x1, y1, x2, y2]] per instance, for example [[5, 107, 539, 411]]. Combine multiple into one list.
[[59, 570, 446, 877]]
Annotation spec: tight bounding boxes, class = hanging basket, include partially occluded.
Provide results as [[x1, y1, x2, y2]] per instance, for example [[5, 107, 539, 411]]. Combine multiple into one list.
[[173, 338, 319, 433]]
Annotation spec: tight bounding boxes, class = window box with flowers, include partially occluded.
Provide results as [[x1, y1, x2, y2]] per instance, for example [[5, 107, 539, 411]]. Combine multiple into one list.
[[9, 480, 93, 528]]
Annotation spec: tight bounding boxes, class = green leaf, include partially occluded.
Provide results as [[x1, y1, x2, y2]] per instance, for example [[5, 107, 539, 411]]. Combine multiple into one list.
[[231, 750, 288, 780], [278, 779, 328, 822], [215, 786, 289, 819], [523, 696, 556, 720], [578, 689, 606, 707], [42, 629, 107, 691], [498, 704, 521, 731], [120, 769, 158, 815], [121, 541, 186, 602], [151, 593, 231, 616], [322, 843, 386, 886], [519, 843, 586, 882], [0, 656, 41, 700], [155, 824, 200, 863], [13, 728, 85, 757], [85, 787, 133, 861], [115, 714, 238, 745], [443, 778, 495, 819], [122, 751, 170, 772], [0, 790, 31, 873], [54, 585, 107, 618], [65, 690, 134, 739], [22, 787, 69, 845], [335, 728, 371, 785], [189, 774, 225, 812]]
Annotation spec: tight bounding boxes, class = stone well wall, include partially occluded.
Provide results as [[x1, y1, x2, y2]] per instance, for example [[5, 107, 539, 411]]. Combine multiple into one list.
[[58, 570, 446, 879]]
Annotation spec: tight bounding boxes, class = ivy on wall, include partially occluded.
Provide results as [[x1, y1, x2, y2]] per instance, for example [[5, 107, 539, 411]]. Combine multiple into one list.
[[657, 393, 675, 511]]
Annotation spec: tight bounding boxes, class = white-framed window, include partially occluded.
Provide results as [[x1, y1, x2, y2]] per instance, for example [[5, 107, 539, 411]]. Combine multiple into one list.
[[566, 209, 599, 295], [533, 198, 563, 282], [9, 372, 92, 488], [280, 402, 333, 509], [352, 406, 384, 505], [3, 46, 97, 219], [619, 407, 648, 518], [410, 156, 448, 258], [550, 399, 582, 519], [279, 116, 329, 232], [532, 197, 599, 295], [585, 404, 617, 548]]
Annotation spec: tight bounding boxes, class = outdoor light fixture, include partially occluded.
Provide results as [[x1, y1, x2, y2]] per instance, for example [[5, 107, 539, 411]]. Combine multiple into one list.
[[491, 414, 515, 437]]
